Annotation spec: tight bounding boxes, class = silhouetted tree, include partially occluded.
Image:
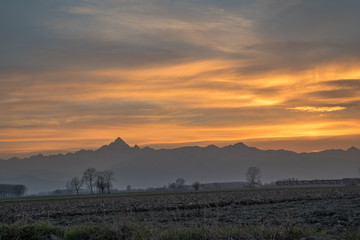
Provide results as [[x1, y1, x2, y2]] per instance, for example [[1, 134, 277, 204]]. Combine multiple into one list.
[[95, 171, 106, 194], [82, 167, 97, 194], [0, 184, 27, 198], [168, 182, 176, 190], [192, 181, 200, 191], [175, 178, 185, 189], [103, 170, 115, 194], [14, 185, 27, 197], [65, 180, 73, 194], [18, 185, 27, 197], [246, 167, 261, 188], [66, 176, 83, 195], [126, 185, 132, 191]]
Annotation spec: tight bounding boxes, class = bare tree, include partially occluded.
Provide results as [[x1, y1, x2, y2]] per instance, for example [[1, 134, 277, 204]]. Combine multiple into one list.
[[65, 180, 74, 194], [175, 178, 185, 189], [14, 185, 27, 197], [192, 181, 200, 191], [246, 167, 261, 188], [168, 182, 176, 190], [82, 167, 97, 194], [126, 185, 132, 191], [95, 171, 107, 194], [66, 177, 83, 195], [103, 170, 115, 194]]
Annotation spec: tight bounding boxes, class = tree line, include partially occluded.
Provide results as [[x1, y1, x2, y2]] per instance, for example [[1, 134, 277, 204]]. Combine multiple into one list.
[[66, 168, 114, 195], [0, 184, 27, 198], [66, 166, 262, 195]]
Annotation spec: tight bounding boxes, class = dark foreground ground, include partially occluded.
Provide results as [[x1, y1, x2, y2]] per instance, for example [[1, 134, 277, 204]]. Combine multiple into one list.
[[0, 187, 360, 239]]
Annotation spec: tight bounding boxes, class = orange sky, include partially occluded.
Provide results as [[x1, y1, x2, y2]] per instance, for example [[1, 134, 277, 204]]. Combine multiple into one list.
[[1, 1, 360, 158]]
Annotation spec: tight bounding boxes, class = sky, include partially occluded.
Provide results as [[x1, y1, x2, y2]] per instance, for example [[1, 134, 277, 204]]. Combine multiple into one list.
[[1, 0, 360, 159]]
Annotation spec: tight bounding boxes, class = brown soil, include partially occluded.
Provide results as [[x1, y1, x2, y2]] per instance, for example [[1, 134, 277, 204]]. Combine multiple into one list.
[[1, 187, 359, 232]]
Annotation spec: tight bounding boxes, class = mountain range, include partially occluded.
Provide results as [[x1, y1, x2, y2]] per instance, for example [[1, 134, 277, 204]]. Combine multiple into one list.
[[0, 137, 359, 194]]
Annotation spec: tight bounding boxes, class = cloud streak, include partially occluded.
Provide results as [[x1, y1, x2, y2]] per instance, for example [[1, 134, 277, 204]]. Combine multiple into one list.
[[287, 106, 346, 113]]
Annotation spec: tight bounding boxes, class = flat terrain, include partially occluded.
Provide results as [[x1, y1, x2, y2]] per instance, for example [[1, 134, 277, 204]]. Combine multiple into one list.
[[1, 187, 360, 239]]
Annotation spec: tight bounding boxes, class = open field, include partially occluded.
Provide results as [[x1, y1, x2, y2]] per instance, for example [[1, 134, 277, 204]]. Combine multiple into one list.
[[1, 187, 360, 239]]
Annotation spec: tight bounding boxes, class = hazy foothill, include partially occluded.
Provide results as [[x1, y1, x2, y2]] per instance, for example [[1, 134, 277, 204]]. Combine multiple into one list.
[[0, 137, 359, 194]]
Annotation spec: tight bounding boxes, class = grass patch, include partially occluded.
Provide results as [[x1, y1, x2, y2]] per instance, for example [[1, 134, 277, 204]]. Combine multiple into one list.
[[346, 230, 360, 240], [65, 225, 118, 240], [0, 222, 353, 240], [0, 223, 62, 240]]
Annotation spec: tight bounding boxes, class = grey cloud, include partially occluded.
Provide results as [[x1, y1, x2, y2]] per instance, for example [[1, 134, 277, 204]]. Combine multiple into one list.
[[307, 89, 357, 99], [298, 79, 360, 104], [0, 0, 254, 73], [230, 0, 360, 75], [253, 0, 360, 42], [0, 35, 223, 73], [2, 0, 360, 75], [321, 79, 360, 89], [238, 41, 360, 75], [0, 0, 74, 71]]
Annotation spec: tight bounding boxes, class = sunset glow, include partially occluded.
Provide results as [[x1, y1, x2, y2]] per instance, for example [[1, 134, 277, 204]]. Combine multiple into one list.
[[1, 1, 360, 158]]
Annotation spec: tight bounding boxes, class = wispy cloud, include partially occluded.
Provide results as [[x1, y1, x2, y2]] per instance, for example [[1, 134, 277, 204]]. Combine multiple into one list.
[[287, 106, 346, 113]]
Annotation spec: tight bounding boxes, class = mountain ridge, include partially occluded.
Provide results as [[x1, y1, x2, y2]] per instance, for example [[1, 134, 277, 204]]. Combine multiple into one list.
[[3, 137, 359, 161], [0, 137, 359, 194]]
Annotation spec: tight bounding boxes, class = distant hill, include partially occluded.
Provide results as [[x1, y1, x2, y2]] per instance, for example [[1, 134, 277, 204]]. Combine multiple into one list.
[[0, 137, 359, 194]]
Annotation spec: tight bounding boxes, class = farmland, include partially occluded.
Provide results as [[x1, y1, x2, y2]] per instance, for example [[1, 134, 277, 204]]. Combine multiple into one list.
[[1, 187, 360, 239]]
